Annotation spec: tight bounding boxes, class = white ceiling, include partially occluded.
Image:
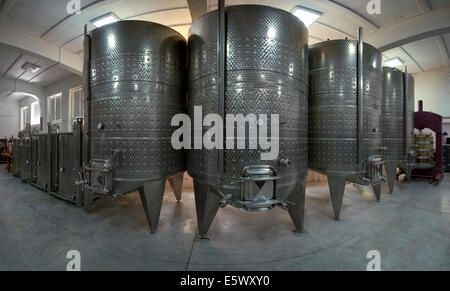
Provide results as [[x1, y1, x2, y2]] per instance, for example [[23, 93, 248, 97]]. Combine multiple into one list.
[[0, 0, 449, 96], [215, 0, 450, 73], [323, 0, 450, 74], [331, 0, 433, 27], [0, 0, 192, 55], [0, 0, 192, 99], [0, 42, 74, 102], [0, 42, 75, 86], [0, 90, 36, 100]]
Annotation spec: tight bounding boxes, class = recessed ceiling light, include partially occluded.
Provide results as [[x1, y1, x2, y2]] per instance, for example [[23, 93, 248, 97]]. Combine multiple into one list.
[[21, 62, 41, 73], [384, 57, 404, 68], [292, 6, 323, 27], [90, 12, 120, 28]]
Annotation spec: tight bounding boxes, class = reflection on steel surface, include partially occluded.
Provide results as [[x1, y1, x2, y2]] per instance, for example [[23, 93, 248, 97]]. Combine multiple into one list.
[[308, 37, 383, 218], [309, 40, 382, 174], [88, 21, 187, 195], [86, 20, 187, 233], [187, 5, 309, 237], [381, 67, 415, 193]]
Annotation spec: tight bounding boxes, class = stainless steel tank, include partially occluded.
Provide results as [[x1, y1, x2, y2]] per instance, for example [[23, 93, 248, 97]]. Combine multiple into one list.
[[48, 120, 83, 205], [31, 135, 37, 184], [27, 122, 83, 204], [32, 134, 49, 191], [83, 20, 186, 233], [187, 4, 309, 237], [20, 135, 31, 183], [405, 73, 415, 164], [309, 35, 383, 220], [11, 139, 21, 177], [381, 67, 415, 193]]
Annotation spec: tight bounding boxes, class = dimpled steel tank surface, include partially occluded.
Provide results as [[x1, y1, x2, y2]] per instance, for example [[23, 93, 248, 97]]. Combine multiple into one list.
[[85, 21, 186, 233], [382, 67, 415, 194], [309, 38, 383, 220], [188, 5, 308, 237]]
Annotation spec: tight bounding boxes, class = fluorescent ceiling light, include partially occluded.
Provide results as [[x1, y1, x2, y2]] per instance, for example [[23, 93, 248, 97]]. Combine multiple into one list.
[[292, 6, 322, 27], [21, 62, 41, 73], [90, 12, 120, 28], [384, 57, 404, 68]]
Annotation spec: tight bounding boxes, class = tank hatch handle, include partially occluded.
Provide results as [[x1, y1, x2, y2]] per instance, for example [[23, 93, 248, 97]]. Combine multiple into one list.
[[240, 165, 280, 182], [364, 156, 385, 184], [237, 165, 281, 210], [82, 159, 113, 195]]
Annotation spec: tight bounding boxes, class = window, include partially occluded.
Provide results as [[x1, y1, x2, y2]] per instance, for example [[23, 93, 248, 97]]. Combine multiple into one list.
[[47, 93, 62, 123], [30, 101, 41, 125], [69, 86, 84, 120], [20, 106, 28, 130], [69, 87, 84, 132]]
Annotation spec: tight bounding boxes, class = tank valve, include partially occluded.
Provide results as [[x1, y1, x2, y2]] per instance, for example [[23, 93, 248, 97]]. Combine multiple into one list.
[[279, 202, 288, 210], [74, 180, 87, 186], [96, 122, 105, 130], [219, 194, 232, 208], [278, 158, 291, 167]]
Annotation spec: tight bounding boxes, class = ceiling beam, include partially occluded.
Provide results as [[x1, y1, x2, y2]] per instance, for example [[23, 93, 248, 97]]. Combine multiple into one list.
[[0, 76, 45, 99], [60, 6, 190, 51], [326, 0, 379, 29], [316, 21, 356, 39], [365, 5, 450, 52], [0, 24, 82, 75], [0, 0, 15, 24], [436, 35, 450, 67], [1, 52, 22, 77], [40, 0, 105, 38], [187, 0, 207, 22], [399, 46, 425, 72], [416, 0, 431, 12]]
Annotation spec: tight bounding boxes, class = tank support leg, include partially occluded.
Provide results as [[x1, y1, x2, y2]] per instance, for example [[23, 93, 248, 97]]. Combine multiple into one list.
[[193, 180, 221, 239], [139, 179, 166, 233], [405, 167, 412, 182], [385, 162, 397, 194], [371, 183, 381, 202], [327, 174, 347, 220], [168, 172, 184, 201], [287, 181, 306, 233], [83, 189, 94, 212]]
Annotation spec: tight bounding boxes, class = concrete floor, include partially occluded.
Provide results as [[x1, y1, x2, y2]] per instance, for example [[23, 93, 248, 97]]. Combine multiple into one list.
[[0, 168, 449, 271]]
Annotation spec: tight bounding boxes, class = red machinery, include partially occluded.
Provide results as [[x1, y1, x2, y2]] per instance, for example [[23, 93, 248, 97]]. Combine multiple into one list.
[[412, 100, 444, 185]]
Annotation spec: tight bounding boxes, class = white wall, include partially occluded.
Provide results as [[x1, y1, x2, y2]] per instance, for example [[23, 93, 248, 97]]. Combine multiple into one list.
[[19, 74, 82, 133], [45, 75, 82, 132], [0, 98, 19, 138], [413, 67, 450, 117], [19, 94, 45, 133], [443, 120, 450, 143], [413, 67, 450, 144], [18, 95, 40, 130]]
